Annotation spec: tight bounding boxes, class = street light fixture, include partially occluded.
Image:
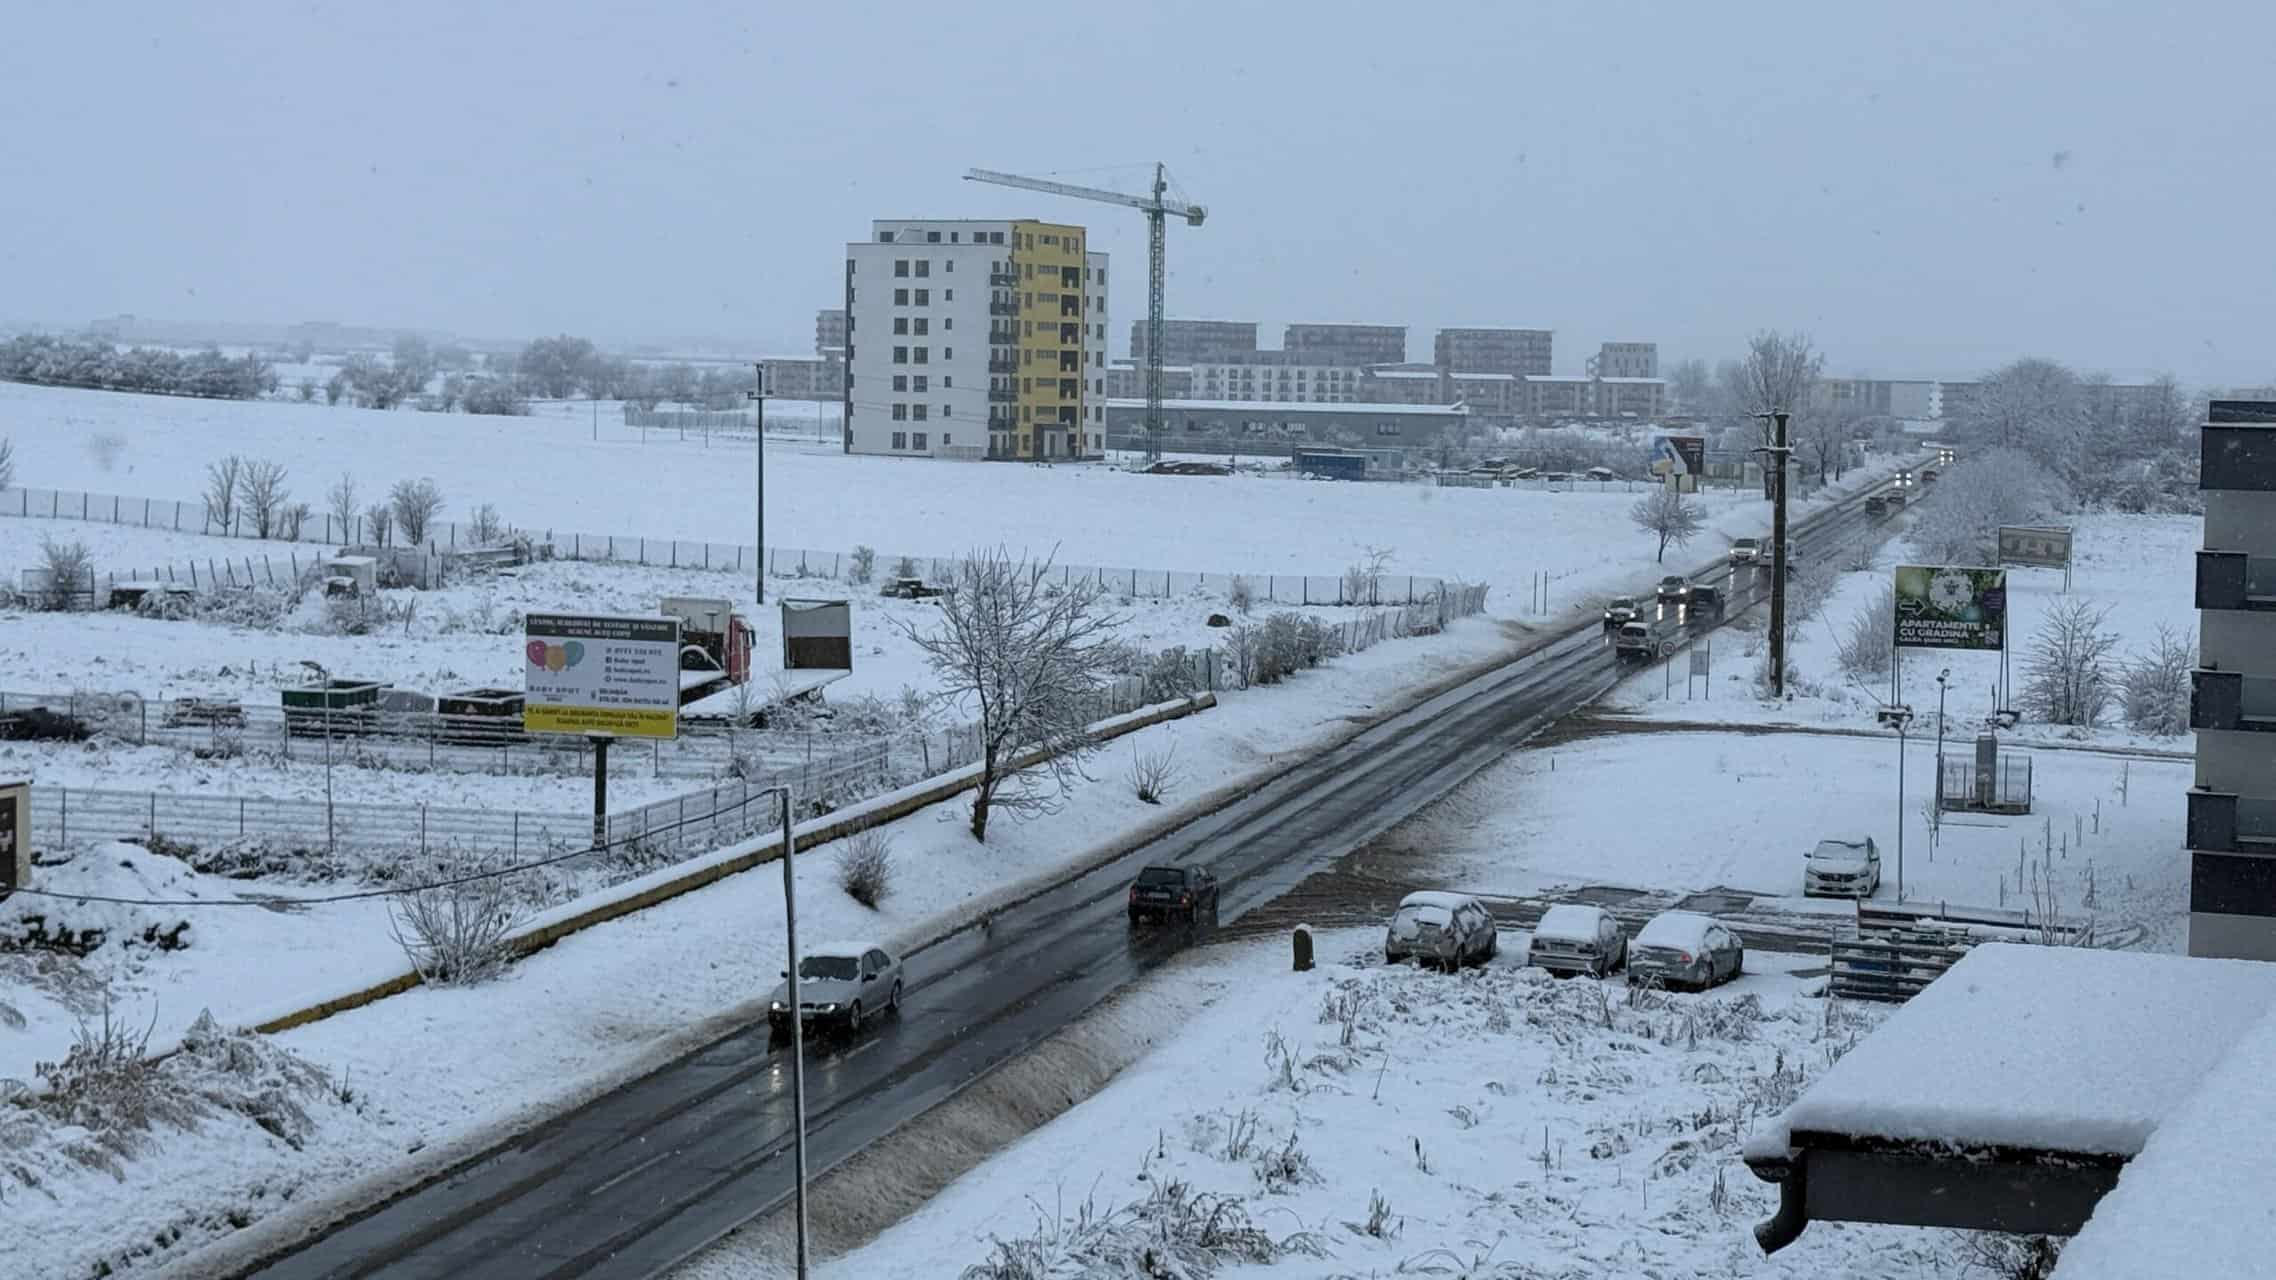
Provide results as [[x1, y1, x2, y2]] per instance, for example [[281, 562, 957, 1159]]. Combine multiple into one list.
[[1935, 668, 1951, 837], [1877, 704, 1915, 902]]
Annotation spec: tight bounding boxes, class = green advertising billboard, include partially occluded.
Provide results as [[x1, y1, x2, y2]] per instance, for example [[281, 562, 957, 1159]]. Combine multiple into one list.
[[1892, 565, 2007, 651]]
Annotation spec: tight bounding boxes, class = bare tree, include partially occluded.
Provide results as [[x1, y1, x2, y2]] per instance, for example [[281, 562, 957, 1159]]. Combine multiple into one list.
[[389, 477, 446, 546], [0, 435, 13, 490], [1666, 358, 1712, 413], [280, 502, 311, 541], [467, 502, 505, 544], [1629, 485, 1704, 563], [2121, 625, 2194, 736], [242, 458, 291, 539], [363, 502, 394, 548], [325, 472, 359, 543], [1726, 331, 1823, 499], [897, 547, 1126, 841], [1131, 742, 1180, 804], [204, 454, 244, 535], [1961, 357, 2084, 477], [2024, 600, 2120, 728], [1910, 450, 2056, 564]]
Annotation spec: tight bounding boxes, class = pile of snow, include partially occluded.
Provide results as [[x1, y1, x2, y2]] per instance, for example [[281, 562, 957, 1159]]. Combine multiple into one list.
[[0, 842, 200, 957]]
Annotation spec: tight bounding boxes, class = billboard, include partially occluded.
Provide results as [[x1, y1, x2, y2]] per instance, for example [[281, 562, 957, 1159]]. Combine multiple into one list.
[[1997, 525, 2073, 570], [1651, 435, 1706, 476], [524, 613, 682, 738], [1892, 566, 2007, 652]]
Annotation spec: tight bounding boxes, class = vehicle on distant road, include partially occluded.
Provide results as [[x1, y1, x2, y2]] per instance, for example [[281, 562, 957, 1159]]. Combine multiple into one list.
[[1729, 537, 1760, 564], [1128, 863, 1220, 925], [1656, 574, 1691, 603], [1864, 494, 1890, 517], [1384, 890, 1500, 970], [1528, 903, 1628, 978], [1615, 616, 1685, 664], [1602, 595, 1644, 631], [1803, 837, 1883, 898], [1626, 911, 1745, 991], [767, 941, 902, 1040], [1681, 584, 1726, 628]]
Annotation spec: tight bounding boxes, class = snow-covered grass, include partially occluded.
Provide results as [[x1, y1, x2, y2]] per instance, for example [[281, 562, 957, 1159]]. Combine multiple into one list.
[[783, 930, 1953, 1280], [5, 619, 1529, 1279], [0, 380, 1881, 610], [1395, 729, 2190, 946]]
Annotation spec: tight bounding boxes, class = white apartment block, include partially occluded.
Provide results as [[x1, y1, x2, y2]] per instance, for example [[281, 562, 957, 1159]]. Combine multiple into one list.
[[1188, 361, 1363, 403], [844, 218, 1108, 460]]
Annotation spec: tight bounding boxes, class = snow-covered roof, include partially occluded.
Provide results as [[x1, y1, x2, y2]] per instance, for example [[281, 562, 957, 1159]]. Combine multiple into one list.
[[1778, 945, 2276, 1157], [1634, 911, 1718, 951], [1449, 371, 1518, 381], [1598, 377, 1667, 385], [1369, 370, 1442, 380], [1528, 375, 1593, 384], [1105, 397, 1466, 416], [1533, 903, 1608, 943], [2056, 1003, 2276, 1279]]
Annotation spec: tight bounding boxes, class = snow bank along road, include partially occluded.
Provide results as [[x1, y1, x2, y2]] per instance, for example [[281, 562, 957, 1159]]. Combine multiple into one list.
[[236, 478, 1909, 1280]]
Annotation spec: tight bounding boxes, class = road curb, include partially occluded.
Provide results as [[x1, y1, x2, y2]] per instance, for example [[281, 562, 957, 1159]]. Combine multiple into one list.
[[249, 692, 1219, 1037]]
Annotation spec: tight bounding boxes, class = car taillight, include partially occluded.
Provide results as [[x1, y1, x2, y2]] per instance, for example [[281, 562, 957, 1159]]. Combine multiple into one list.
[[1179, 894, 1191, 905], [1679, 952, 1693, 964], [1128, 887, 1138, 900]]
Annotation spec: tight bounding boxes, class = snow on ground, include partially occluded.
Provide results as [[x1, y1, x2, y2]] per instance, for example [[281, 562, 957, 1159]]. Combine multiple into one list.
[[5, 618, 1530, 1279], [1395, 729, 2190, 946], [1605, 510, 2200, 753], [800, 929, 1953, 1280], [0, 380, 1881, 609]]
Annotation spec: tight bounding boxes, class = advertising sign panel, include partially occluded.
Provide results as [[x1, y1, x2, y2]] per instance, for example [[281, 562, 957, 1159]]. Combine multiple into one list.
[[1652, 435, 1707, 476], [1997, 526, 2073, 570], [524, 613, 682, 738], [1892, 566, 2007, 652]]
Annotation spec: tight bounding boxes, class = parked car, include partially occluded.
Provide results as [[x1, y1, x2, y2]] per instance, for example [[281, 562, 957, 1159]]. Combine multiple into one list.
[[1127, 863, 1220, 925], [1803, 837, 1883, 898], [1655, 574, 1691, 603], [1602, 595, 1643, 630], [1626, 911, 1745, 991], [1385, 891, 1499, 969], [1528, 903, 1628, 978], [767, 941, 902, 1040], [1728, 537, 1761, 565], [1584, 465, 1618, 482]]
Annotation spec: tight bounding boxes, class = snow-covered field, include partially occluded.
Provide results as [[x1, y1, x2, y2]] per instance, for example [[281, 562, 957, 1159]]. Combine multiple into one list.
[[798, 930, 1947, 1280], [0, 380, 1879, 609], [5, 618, 1531, 1279]]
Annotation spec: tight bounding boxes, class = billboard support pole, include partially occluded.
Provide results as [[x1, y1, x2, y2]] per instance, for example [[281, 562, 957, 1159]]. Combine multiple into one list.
[[590, 733, 612, 848], [1758, 411, 1792, 699]]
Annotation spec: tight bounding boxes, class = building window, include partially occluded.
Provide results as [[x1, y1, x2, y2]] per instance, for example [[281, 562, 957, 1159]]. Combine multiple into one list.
[[944, 292, 953, 305], [915, 260, 930, 277], [893, 317, 908, 335], [894, 260, 909, 277], [892, 346, 908, 364], [943, 346, 952, 360], [942, 404, 952, 417], [1377, 422, 1401, 435], [892, 375, 907, 392], [891, 431, 906, 448], [926, 230, 940, 242], [943, 433, 952, 444], [891, 405, 907, 421], [912, 431, 927, 449], [893, 288, 908, 305], [913, 318, 928, 335], [914, 347, 928, 364], [914, 289, 929, 305], [942, 375, 952, 387], [912, 404, 928, 421], [913, 375, 928, 392], [879, 231, 894, 243]]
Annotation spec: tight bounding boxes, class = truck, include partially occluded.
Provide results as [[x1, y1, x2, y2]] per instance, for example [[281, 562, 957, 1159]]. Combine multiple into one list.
[[660, 596, 755, 705], [1614, 615, 1686, 664]]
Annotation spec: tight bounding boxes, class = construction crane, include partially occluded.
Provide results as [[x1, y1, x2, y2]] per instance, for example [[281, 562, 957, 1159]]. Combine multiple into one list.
[[964, 164, 1205, 461]]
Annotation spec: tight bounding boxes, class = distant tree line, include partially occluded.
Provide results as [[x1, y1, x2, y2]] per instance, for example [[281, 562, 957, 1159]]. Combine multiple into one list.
[[0, 334, 276, 400]]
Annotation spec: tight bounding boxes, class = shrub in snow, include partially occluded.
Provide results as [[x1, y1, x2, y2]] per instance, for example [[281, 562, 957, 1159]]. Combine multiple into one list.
[[1130, 742, 1179, 805], [2024, 600, 2120, 728], [849, 545, 876, 584], [36, 536, 92, 611], [835, 829, 893, 909], [957, 1178, 1325, 1279], [1836, 582, 1896, 676], [388, 867, 523, 985], [1227, 575, 1254, 615], [1962, 1233, 2065, 1280], [892, 554, 918, 581], [1142, 647, 1201, 703], [467, 502, 506, 545], [2121, 625, 2194, 736]]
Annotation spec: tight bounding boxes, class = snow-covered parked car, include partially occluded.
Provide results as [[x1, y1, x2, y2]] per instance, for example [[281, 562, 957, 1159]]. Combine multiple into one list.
[[766, 940, 902, 1040], [1626, 911, 1745, 991], [1527, 903, 1627, 978], [1384, 891, 1499, 970], [1803, 837, 1882, 898]]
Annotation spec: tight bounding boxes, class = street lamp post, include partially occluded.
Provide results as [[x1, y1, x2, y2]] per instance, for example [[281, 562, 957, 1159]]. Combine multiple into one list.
[[743, 785, 810, 1276], [747, 365, 767, 604], [1878, 705, 1914, 902], [1934, 668, 1951, 838]]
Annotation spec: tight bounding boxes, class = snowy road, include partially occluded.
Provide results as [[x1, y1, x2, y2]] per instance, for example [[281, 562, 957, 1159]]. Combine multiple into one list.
[[235, 477, 1909, 1280]]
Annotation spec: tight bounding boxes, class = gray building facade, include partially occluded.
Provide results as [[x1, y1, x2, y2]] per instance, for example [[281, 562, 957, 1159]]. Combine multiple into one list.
[[1286, 323, 1407, 366], [815, 309, 847, 357], [1589, 342, 1658, 379], [1104, 396, 1468, 454], [1434, 327, 1553, 378], [1130, 318, 1258, 366]]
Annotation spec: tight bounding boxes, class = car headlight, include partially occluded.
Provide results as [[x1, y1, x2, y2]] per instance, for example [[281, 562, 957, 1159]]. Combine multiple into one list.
[[815, 1003, 838, 1013], [770, 1000, 787, 1012]]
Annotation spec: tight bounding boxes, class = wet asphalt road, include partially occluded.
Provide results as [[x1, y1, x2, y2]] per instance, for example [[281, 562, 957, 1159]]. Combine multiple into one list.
[[240, 478, 1906, 1280]]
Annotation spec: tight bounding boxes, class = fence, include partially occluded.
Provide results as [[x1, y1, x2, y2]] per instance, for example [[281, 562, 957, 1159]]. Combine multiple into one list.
[[1827, 931, 1974, 1003], [1938, 753, 2035, 814], [1, 484, 1458, 608]]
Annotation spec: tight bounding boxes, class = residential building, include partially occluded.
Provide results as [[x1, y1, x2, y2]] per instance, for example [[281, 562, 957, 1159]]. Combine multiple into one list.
[[760, 354, 843, 402], [814, 309, 847, 357], [1511, 375, 1667, 419], [1357, 368, 1450, 405], [1934, 381, 1983, 421], [1813, 377, 1937, 420], [844, 218, 1108, 460], [1103, 397, 1468, 454], [1434, 327, 1553, 378], [1105, 360, 1193, 401], [2189, 400, 2276, 959], [1129, 318, 1257, 366], [1588, 342, 1658, 379], [1189, 361, 1363, 403], [1596, 376, 1667, 418], [1524, 374, 1593, 417], [1285, 323, 1407, 366]]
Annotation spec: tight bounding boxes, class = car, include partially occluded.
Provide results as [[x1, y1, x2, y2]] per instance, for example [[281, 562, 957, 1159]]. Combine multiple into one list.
[[1385, 890, 1499, 969], [766, 941, 902, 1040], [1655, 574, 1691, 603], [1602, 595, 1643, 630], [1127, 863, 1219, 925], [1728, 537, 1761, 564], [879, 576, 942, 600], [1864, 495, 1890, 517], [1681, 584, 1725, 628], [1584, 465, 1618, 482], [1614, 617, 1683, 664], [1885, 492, 1907, 509], [1529, 903, 1627, 977], [1626, 911, 1745, 991], [1920, 467, 1940, 485], [1803, 837, 1883, 898]]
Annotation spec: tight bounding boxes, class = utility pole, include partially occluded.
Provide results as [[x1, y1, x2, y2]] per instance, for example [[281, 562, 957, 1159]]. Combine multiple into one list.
[[773, 786, 811, 1279], [1757, 411, 1793, 698], [747, 364, 766, 604], [1879, 705, 1914, 903], [1935, 668, 1951, 833]]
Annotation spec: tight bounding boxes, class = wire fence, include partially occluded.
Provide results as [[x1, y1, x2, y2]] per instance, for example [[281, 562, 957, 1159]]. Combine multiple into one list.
[[0, 483, 1456, 607]]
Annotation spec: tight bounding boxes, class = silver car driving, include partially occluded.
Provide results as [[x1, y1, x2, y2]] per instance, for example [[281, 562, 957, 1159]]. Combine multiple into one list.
[[767, 940, 903, 1040]]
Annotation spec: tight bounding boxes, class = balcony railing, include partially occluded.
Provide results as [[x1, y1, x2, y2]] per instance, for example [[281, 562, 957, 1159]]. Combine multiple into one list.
[[2192, 669, 2276, 732], [2189, 789, 2276, 853], [2197, 550, 2276, 611], [987, 388, 1016, 404], [989, 272, 1016, 286], [988, 330, 1017, 346], [988, 301, 1019, 316]]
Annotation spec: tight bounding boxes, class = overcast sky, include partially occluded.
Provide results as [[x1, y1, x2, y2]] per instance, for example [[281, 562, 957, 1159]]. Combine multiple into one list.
[[4, 0, 2268, 383]]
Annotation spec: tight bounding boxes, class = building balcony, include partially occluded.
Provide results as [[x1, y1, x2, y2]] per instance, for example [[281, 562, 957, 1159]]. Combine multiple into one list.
[[2196, 550, 2276, 611], [988, 358, 1018, 373], [989, 330, 1017, 346], [2187, 789, 2276, 854], [988, 387, 1017, 404], [989, 301, 1019, 316], [2203, 411, 2276, 491], [2191, 669, 2276, 732], [989, 272, 1016, 287]]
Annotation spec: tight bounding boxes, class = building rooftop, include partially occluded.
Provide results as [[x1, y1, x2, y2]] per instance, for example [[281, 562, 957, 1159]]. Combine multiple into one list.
[[1449, 371, 1518, 381], [1369, 369, 1443, 380], [1599, 376, 1668, 385], [1107, 397, 1466, 416], [1529, 374, 1594, 383]]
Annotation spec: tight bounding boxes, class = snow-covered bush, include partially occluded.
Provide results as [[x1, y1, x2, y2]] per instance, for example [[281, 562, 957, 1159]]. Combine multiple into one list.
[[388, 867, 523, 985], [957, 1178, 1325, 1279], [835, 829, 893, 909], [1131, 742, 1179, 804], [2023, 600, 2120, 728], [0, 844, 196, 956], [849, 545, 876, 584], [37, 536, 91, 611], [1836, 583, 1896, 676], [1227, 575, 1254, 614], [2121, 625, 2193, 736]]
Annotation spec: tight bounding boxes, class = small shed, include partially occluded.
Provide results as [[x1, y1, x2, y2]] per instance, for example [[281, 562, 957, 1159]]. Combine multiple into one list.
[[323, 555, 379, 597], [782, 598, 854, 671]]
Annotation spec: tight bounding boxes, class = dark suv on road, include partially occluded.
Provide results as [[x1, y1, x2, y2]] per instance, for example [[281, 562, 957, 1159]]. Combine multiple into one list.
[[1128, 864, 1220, 925]]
